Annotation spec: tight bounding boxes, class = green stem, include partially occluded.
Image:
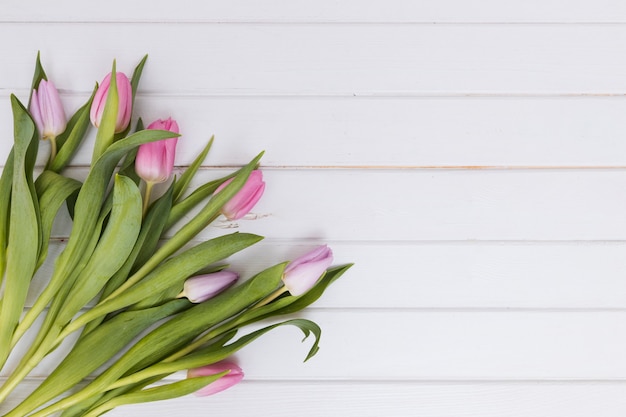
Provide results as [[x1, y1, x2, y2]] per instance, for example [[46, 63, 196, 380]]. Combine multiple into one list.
[[0, 340, 49, 403], [47, 135, 57, 163], [142, 181, 154, 216]]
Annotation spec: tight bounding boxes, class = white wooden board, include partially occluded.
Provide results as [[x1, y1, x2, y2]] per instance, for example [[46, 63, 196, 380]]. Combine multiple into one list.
[[2, 1, 626, 416]]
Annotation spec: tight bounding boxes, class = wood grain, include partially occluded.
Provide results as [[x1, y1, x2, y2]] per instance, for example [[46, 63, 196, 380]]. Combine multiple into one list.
[[2, 24, 626, 95], [4, 0, 626, 23]]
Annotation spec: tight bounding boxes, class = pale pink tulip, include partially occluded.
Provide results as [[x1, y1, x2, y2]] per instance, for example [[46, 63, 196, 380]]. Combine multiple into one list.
[[30, 80, 66, 139], [214, 170, 265, 220], [135, 118, 179, 184], [282, 245, 333, 296], [182, 271, 239, 303], [188, 361, 244, 397], [90, 72, 132, 133]]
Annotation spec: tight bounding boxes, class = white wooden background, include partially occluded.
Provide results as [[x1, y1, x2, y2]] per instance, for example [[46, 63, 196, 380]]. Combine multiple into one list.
[[3, 1, 626, 416]]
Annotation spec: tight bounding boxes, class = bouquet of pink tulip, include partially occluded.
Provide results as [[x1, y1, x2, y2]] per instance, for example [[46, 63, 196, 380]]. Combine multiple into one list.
[[0, 54, 351, 417]]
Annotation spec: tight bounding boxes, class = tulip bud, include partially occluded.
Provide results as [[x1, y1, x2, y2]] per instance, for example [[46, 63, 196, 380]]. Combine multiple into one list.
[[29, 80, 67, 140], [90, 72, 132, 133], [187, 361, 244, 397], [135, 118, 180, 184], [282, 245, 333, 296], [214, 170, 265, 220], [182, 270, 239, 303]]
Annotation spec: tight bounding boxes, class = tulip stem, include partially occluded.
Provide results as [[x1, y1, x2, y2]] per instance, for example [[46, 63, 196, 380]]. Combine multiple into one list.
[[47, 136, 57, 163], [254, 286, 288, 309], [142, 181, 154, 216]]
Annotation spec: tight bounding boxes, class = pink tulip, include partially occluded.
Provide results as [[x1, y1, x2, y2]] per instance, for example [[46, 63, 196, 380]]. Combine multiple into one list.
[[182, 271, 239, 303], [29, 80, 67, 139], [135, 118, 180, 184], [90, 72, 132, 133], [214, 170, 265, 220], [188, 361, 244, 397], [282, 245, 333, 296]]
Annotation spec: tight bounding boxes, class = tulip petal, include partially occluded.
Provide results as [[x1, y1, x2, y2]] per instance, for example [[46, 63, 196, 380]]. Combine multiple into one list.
[[183, 271, 239, 303], [282, 245, 334, 296], [216, 170, 265, 220], [187, 361, 244, 397]]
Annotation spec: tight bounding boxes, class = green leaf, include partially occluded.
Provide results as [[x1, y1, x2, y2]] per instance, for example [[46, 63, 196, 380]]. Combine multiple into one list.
[[42, 264, 285, 416], [173, 135, 213, 203], [80, 180, 175, 337], [0, 150, 14, 290], [56, 175, 143, 326], [17, 128, 180, 347], [102, 152, 263, 301], [48, 85, 96, 172], [113, 55, 148, 139], [27, 51, 47, 108], [7, 300, 191, 417], [33, 171, 82, 268], [220, 264, 353, 332], [91, 60, 119, 162], [0, 96, 40, 368], [83, 373, 227, 417], [120, 318, 322, 389], [68, 233, 263, 329], [166, 172, 236, 230]]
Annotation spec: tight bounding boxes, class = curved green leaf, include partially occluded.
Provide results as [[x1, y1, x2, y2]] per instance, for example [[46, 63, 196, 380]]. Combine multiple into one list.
[[0, 96, 40, 368], [57, 175, 143, 325]]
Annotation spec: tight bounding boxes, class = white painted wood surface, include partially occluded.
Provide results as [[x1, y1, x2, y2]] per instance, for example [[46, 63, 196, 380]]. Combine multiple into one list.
[[2, 1, 626, 416]]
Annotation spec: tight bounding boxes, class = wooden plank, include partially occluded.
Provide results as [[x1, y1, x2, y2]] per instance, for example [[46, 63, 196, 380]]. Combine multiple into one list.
[[41, 168, 626, 241], [4, 95, 626, 167], [2, 24, 626, 95], [7, 380, 626, 417], [5, 0, 626, 23], [24, 241, 626, 309], [7, 311, 626, 379]]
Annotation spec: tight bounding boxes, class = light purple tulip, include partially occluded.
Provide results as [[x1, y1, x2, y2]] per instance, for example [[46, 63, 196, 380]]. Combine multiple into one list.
[[282, 245, 333, 296], [29, 80, 67, 139], [214, 170, 265, 220], [90, 72, 132, 133], [183, 270, 239, 303], [187, 361, 244, 397], [135, 118, 180, 184]]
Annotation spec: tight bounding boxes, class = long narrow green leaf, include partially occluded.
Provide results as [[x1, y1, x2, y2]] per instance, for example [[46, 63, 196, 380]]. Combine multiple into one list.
[[173, 135, 213, 203], [83, 373, 227, 417], [114, 55, 147, 139], [65, 233, 263, 331], [166, 172, 237, 230], [57, 175, 142, 326], [48, 86, 96, 172], [0, 96, 40, 369], [120, 319, 321, 387], [81, 181, 175, 337], [62, 332, 238, 417], [16, 128, 180, 348], [91, 61, 119, 163], [41, 264, 284, 417], [116, 152, 263, 295], [0, 150, 14, 291], [34, 171, 81, 268], [228, 264, 353, 330], [7, 300, 191, 417], [27, 51, 47, 108]]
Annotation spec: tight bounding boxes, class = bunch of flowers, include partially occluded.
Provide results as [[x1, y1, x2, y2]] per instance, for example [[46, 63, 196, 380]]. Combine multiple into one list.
[[0, 54, 351, 416]]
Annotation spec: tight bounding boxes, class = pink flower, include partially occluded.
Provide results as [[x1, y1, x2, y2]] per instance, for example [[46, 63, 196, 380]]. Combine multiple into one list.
[[188, 361, 244, 397], [282, 245, 333, 296], [135, 118, 180, 184], [90, 72, 132, 133], [214, 170, 265, 220], [182, 271, 239, 303], [29, 80, 66, 139]]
